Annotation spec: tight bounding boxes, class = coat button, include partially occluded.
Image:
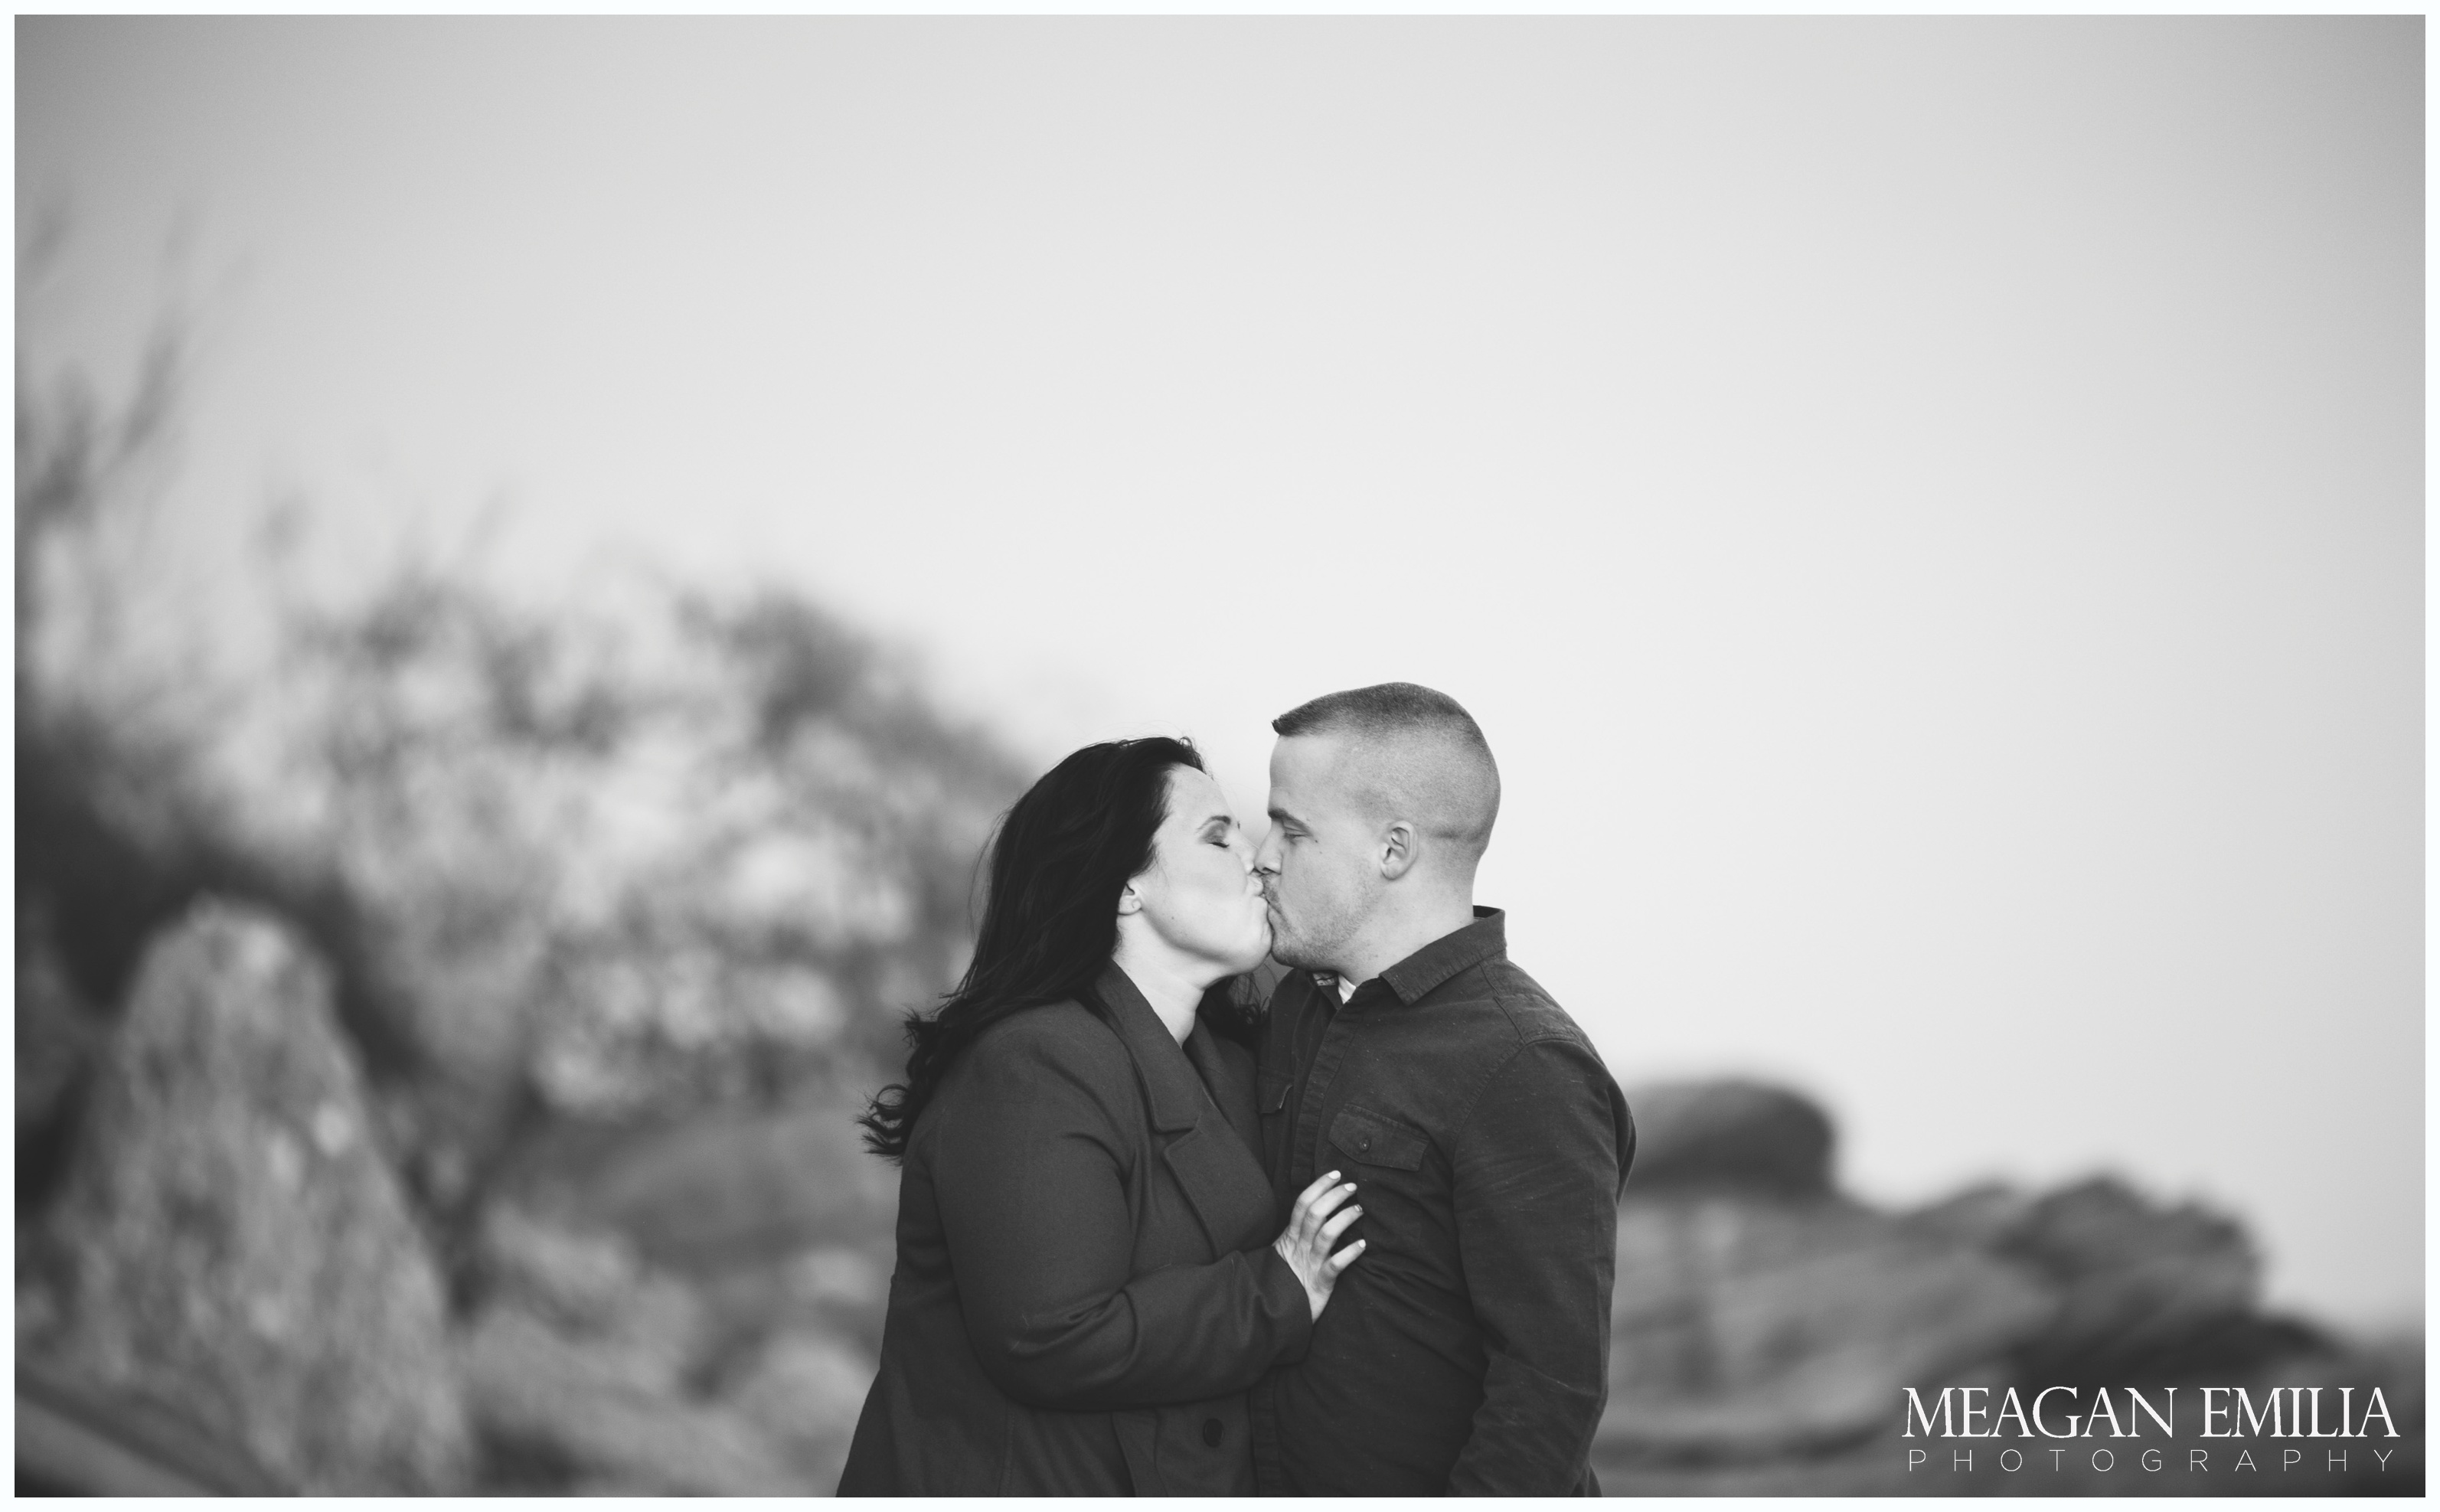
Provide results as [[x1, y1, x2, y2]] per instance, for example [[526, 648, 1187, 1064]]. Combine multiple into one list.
[[1358, 1135, 1372, 1153], [1202, 1418, 1223, 1448]]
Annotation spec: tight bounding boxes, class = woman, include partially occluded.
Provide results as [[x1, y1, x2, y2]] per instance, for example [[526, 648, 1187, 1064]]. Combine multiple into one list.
[[838, 737, 1363, 1495]]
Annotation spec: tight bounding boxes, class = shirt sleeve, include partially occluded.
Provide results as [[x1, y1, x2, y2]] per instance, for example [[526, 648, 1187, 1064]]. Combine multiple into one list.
[[929, 1020, 1313, 1413], [1445, 1037, 1625, 1494]]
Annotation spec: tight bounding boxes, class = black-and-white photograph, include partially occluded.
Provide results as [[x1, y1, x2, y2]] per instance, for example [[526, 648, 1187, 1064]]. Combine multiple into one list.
[[14, 16, 2422, 1497]]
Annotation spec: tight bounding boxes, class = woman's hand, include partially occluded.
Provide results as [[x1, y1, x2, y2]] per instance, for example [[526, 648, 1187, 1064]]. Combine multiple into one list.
[[1272, 1170, 1365, 1321]]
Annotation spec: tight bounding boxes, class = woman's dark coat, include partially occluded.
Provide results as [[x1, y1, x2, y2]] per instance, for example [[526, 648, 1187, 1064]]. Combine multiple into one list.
[[838, 963, 1311, 1494]]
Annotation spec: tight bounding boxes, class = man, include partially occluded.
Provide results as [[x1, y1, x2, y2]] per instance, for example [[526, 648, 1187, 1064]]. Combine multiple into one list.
[[1247, 682, 1635, 1495]]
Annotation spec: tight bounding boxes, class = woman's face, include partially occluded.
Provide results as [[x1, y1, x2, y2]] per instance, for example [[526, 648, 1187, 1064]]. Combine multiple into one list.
[[1125, 765, 1273, 976]]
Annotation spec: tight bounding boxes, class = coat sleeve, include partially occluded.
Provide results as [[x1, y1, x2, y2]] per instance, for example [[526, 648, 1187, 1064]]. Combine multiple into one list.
[[1444, 1037, 1625, 1494], [929, 1018, 1314, 1413]]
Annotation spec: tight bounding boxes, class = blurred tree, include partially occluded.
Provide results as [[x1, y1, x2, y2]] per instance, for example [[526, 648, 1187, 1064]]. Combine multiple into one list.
[[14, 287, 264, 1213], [16, 239, 1028, 1259], [264, 563, 1026, 1227], [15, 309, 208, 1009]]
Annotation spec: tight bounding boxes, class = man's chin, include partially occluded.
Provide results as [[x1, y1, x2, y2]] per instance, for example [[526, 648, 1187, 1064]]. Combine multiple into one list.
[[1262, 907, 1326, 971], [1266, 936, 1330, 974]]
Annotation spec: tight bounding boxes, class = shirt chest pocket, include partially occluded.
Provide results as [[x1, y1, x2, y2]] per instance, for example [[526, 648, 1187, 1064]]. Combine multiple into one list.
[[1327, 1105, 1429, 1171]]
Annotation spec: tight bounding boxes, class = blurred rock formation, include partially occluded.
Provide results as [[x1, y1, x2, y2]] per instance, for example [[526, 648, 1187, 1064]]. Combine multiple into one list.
[[452, 1197, 878, 1493], [1606, 1193, 2058, 1461], [17, 901, 469, 1493], [1593, 1080, 2422, 1497], [1624, 1079, 1837, 1197], [1909, 1176, 2334, 1386]]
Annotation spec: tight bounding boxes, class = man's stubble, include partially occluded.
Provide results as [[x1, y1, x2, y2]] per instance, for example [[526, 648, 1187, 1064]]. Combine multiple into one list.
[[1262, 881, 1363, 978]]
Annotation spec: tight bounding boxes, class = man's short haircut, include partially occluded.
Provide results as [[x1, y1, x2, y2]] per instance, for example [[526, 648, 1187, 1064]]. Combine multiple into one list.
[[1272, 682, 1492, 755], [1272, 682, 1500, 859]]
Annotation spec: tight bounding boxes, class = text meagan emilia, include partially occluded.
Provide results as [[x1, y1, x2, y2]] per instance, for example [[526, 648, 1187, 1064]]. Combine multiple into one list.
[[1900, 1385, 2407, 1477]]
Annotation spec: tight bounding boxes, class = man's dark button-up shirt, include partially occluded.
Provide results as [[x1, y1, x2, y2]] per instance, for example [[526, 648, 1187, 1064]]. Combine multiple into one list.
[[1249, 908, 1635, 1495]]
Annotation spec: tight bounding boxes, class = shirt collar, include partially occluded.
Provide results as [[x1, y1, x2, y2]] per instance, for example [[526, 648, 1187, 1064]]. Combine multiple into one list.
[[1329, 906, 1508, 1007]]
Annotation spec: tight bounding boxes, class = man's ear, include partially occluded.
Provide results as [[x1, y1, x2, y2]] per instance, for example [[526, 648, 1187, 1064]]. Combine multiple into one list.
[[1378, 821, 1419, 882]]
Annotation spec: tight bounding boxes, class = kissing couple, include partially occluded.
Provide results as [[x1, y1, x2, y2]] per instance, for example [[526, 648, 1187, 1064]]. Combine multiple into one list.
[[838, 682, 1637, 1495]]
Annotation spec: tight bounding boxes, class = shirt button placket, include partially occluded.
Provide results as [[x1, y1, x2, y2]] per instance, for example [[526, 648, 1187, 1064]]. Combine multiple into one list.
[[1295, 999, 1357, 1190]]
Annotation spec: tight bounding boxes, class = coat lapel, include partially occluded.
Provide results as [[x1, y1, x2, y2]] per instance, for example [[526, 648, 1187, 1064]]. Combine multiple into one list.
[[1096, 964, 1279, 1257], [1184, 1024, 1262, 1162]]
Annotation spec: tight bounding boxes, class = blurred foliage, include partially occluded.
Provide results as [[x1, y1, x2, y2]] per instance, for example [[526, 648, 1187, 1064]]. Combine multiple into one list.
[[15, 304, 1027, 1232], [265, 567, 1026, 1212], [16, 295, 1037, 1491]]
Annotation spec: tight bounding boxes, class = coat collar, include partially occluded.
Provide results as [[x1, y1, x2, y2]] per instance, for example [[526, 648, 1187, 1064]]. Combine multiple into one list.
[[1093, 962, 1209, 1133], [1091, 962, 1275, 1254]]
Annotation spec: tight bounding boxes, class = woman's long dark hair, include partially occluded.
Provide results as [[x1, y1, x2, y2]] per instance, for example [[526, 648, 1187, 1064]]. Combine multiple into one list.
[[859, 735, 1245, 1160]]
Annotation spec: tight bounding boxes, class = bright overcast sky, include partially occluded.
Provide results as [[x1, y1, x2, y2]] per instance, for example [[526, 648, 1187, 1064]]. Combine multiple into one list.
[[18, 18, 2422, 1327]]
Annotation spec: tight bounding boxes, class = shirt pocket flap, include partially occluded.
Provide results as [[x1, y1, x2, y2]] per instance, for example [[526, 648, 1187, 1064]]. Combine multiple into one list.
[[1328, 1106, 1428, 1171]]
